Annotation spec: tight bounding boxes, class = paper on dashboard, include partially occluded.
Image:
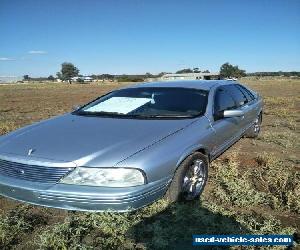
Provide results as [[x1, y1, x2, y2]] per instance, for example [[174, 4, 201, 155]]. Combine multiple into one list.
[[85, 97, 151, 114]]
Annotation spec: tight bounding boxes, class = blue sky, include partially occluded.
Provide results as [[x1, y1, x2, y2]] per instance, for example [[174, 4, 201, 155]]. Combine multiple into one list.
[[0, 0, 299, 77]]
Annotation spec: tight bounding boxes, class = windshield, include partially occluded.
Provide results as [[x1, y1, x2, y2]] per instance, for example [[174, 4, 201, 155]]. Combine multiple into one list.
[[75, 87, 208, 119]]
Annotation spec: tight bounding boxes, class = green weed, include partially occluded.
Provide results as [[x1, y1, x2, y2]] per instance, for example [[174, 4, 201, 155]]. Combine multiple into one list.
[[0, 205, 48, 249], [254, 153, 300, 213], [209, 152, 268, 208]]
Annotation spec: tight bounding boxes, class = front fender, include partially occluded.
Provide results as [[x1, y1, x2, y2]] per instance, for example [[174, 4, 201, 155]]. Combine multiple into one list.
[[176, 144, 210, 168], [116, 117, 214, 183]]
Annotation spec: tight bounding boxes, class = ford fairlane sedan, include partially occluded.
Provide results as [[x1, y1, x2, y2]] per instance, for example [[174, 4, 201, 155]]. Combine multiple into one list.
[[0, 80, 263, 211]]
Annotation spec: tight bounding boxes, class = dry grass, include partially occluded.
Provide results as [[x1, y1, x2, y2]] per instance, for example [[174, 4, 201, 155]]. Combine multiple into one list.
[[0, 78, 299, 249], [0, 121, 18, 136], [259, 131, 298, 148]]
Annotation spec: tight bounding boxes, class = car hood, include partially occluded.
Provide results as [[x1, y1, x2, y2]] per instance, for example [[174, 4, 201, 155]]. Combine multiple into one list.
[[0, 114, 194, 167]]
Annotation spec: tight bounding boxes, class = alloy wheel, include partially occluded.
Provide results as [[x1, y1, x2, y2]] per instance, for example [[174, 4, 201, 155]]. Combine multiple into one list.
[[182, 159, 206, 200], [253, 115, 262, 134]]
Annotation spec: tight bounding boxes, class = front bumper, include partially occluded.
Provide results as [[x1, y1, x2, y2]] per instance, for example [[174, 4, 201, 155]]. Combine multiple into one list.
[[0, 174, 171, 212]]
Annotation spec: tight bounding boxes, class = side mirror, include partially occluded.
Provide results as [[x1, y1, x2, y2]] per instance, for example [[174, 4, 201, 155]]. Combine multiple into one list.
[[223, 109, 245, 118]]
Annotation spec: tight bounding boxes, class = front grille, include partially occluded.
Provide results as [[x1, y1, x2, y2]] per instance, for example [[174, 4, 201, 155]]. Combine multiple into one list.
[[0, 159, 74, 183]]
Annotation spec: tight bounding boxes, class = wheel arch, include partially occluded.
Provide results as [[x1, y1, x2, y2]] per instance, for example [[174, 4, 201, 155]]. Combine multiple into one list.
[[259, 110, 263, 122], [176, 145, 210, 169], [165, 145, 210, 202]]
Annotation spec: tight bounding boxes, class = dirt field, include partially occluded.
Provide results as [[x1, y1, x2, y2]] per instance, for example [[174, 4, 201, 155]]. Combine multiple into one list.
[[0, 78, 299, 249]]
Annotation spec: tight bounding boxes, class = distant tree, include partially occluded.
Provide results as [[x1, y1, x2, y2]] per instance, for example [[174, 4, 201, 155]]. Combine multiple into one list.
[[220, 62, 246, 78], [157, 72, 167, 77], [176, 68, 193, 74], [202, 70, 210, 73], [47, 75, 55, 81], [56, 72, 62, 80], [246, 71, 300, 77], [145, 72, 153, 78], [57, 62, 79, 83], [99, 74, 114, 80], [117, 75, 144, 82], [193, 67, 201, 73], [23, 75, 30, 81]]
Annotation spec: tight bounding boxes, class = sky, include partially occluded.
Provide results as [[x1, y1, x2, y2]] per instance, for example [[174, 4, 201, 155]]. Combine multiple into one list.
[[0, 0, 299, 77]]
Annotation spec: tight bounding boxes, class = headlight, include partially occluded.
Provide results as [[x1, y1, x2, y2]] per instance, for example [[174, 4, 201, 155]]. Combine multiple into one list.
[[60, 167, 145, 187]]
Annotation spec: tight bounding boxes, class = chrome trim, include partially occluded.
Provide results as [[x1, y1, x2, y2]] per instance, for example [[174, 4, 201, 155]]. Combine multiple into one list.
[[0, 159, 74, 183]]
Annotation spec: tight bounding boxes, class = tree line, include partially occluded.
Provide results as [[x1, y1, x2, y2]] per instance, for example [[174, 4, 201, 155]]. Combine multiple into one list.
[[247, 71, 300, 77], [23, 62, 300, 83]]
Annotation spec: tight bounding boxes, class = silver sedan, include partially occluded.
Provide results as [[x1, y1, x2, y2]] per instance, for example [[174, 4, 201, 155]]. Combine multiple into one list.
[[0, 80, 263, 211]]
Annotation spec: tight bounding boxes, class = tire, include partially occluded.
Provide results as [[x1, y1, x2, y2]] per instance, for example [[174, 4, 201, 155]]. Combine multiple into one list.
[[164, 152, 208, 203], [244, 112, 262, 138]]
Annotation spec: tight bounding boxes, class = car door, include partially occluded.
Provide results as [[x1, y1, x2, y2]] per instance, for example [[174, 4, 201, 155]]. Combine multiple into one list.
[[210, 86, 241, 159], [236, 84, 259, 129], [225, 84, 257, 135]]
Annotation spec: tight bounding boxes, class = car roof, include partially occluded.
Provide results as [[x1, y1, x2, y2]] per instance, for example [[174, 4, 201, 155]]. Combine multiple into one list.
[[127, 80, 237, 91]]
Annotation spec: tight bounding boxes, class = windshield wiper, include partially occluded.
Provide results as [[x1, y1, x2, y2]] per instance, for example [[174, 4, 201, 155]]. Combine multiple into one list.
[[131, 114, 195, 119], [75, 111, 197, 119], [75, 111, 126, 116]]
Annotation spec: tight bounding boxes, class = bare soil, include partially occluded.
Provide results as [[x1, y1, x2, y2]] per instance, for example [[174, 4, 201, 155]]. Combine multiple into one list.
[[0, 78, 299, 249]]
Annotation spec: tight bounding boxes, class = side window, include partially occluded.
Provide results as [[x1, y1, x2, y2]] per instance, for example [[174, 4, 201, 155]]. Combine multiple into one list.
[[236, 84, 255, 102], [225, 85, 248, 107], [214, 87, 236, 117]]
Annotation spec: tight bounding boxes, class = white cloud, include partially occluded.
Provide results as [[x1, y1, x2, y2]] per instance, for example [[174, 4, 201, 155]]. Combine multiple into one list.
[[28, 50, 47, 54], [0, 57, 15, 61]]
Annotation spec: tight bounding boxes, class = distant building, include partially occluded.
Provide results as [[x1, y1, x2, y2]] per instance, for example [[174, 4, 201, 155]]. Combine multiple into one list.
[[83, 76, 93, 82], [0, 76, 22, 83], [160, 72, 220, 81], [71, 76, 93, 82]]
